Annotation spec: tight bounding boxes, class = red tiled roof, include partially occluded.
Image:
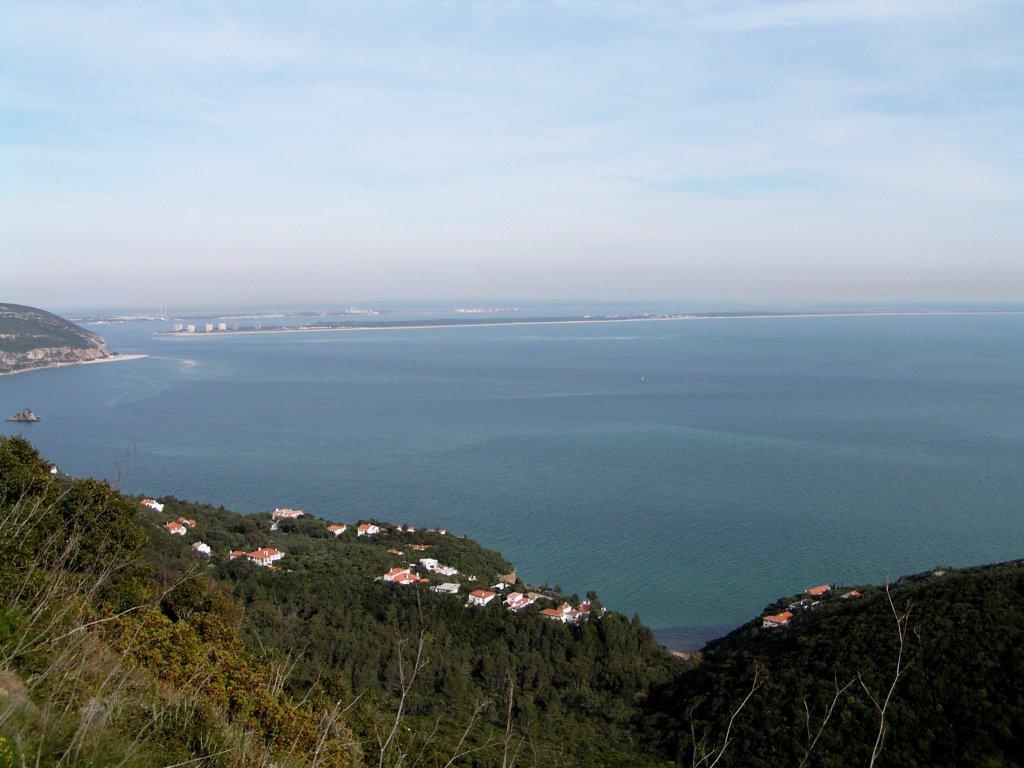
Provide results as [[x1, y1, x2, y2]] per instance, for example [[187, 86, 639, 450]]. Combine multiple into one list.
[[807, 584, 831, 596], [764, 611, 793, 624], [469, 589, 495, 599]]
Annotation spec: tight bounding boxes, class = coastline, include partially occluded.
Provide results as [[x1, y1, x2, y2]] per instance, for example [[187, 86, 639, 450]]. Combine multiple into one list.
[[154, 309, 1024, 339], [0, 353, 148, 377]]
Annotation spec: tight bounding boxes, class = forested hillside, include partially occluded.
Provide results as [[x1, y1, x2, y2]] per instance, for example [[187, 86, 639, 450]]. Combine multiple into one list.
[[0, 303, 111, 373], [3, 433, 1024, 767], [0, 436, 676, 767]]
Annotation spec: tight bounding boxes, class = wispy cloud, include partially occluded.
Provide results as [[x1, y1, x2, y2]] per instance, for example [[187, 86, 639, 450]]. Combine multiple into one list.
[[1, 0, 1022, 307]]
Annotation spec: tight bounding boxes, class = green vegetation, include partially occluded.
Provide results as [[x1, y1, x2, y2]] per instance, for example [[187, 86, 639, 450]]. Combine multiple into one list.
[[4, 433, 1024, 766], [0, 437, 675, 766], [0, 303, 110, 372]]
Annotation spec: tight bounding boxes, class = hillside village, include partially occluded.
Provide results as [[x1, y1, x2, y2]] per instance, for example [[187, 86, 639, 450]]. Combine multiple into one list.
[[141, 498, 598, 623]]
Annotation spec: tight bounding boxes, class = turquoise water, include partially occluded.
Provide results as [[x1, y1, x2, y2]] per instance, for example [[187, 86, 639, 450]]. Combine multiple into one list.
[[3, 312, 1023, 642]]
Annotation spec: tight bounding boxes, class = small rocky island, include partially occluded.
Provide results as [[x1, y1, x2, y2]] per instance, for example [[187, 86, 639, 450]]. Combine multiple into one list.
[[6, 409, 39, 423], [0, 303, 113, 374]]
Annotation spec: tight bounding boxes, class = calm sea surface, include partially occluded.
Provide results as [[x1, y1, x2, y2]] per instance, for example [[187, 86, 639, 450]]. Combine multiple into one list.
[[3, 311, 1023, 645]]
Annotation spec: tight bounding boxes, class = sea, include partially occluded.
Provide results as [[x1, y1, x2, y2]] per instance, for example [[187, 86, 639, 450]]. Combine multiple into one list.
[[3, 304, 1023, 649]]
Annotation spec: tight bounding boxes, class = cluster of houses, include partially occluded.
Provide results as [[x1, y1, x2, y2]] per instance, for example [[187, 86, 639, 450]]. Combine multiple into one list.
[[377, 560, 592, 622], [762, 583, 862, 629], [163, 516, 197, 536]]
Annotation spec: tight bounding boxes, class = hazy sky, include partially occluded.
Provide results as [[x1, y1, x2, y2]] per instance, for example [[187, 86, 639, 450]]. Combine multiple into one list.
[[2, 1, 1023, 310]]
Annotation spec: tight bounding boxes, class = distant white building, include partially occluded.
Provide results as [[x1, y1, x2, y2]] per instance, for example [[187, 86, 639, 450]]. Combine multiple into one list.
[[357, 523, 381, 537], [247, 547, 285, 567], [203, 323, 214, 332], [505, 592, 536, 612], [191, 541, 212, 556], [419, 558, 439, 571], [186, 324, 196, 333], [49, 465, 59, 475], [467, 589, 496, 607], [164, 521, 186, 536], [217, 322, 227, 331], [328, 524, 348, 537], [435, 565, 459, 577], [431, 582, 460, 595], [140, 498, 165, 512], [272, 508, 305, 520]]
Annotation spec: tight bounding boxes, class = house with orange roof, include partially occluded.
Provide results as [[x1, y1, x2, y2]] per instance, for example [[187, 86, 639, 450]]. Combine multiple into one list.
[[228, 549, 247, 560], [841, 589, 862, 600], [762, 611, 794, 629], [380, 567, 421, 586], [387, 548, 404, 556], [541, 602, 584, 623], [357, 523, 381, 537], [164, 521, 186, 536], [467, 589, 496, 607], [176, 516, 197, 528], [806, 584, 831, 597], [247, 547, 285, 567], [327, 524, 347, 537]]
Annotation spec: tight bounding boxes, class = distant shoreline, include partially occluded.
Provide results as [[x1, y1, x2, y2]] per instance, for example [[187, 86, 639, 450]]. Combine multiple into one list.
[[0, 353, 148, 378], [155, 309, 1024, 339]]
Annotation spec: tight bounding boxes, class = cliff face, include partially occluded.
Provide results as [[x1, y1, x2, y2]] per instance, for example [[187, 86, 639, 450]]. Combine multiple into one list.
[[0, 303, 112, 374]]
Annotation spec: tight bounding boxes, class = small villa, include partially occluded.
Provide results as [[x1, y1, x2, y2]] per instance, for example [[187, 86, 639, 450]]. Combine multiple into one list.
[[381, 567, 421, 586], [806, 584, 831, 597], [191, 541, 212, 556], [327, 524, 347, 536], [541, 602, 584, 624], [436, 565, 459, 577], [841, 590, 862, 600], [431, 582, 460, 595], [762, 611, 794, 629], [247, 547, 285, 567], [228, 549, 247, 560], [272, 508, 305, 520], [505, 592, 536, 612], [419, 558, 439, 571], [140, 498, 164, 512], [357, 523, 381, 537], [467, 589, 496, 607], [164, 521, 186, 536]]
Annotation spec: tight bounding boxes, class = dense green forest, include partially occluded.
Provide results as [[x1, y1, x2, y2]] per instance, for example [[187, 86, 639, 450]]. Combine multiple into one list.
[[3, 434, 1024, 767]]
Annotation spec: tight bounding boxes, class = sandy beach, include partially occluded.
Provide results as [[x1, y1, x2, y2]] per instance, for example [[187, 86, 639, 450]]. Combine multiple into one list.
[[0, 353, 148, 377]]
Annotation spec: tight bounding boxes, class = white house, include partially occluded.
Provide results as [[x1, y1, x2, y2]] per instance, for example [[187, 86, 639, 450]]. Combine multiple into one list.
[[467, 589, 496, 607], [431, 582, 460, 595], [381, 567, 420, 586], [436, 565, 459, 577], [247, 547, 285, 567], [164, 521, 186, 536], [191, 542, 212, 556], [540, 602, 583, 624], [140, 498, 165, 512], [504, 592, 536, 612], [327, 524, 348, 537], [357, 523, 381, 537], [762, 611, 793, 629], [419, 558, 439, 571], [272, 507, 305, 520], [49, 466, 59, 475]]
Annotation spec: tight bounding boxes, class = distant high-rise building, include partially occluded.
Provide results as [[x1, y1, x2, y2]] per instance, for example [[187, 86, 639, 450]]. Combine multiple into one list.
[[186, 324, 196, 333], [204, 323, 214, 332], [218, 322, 227, 331]]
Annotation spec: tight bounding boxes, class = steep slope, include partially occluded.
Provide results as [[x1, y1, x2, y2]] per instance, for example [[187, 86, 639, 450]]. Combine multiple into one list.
[[641, 562, 1024, 767], [0, 437, 677, 767], [0, 303, 111, 373]]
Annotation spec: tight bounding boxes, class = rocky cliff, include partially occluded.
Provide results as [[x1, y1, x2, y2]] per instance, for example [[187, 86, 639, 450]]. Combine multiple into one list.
[[0, 303, 112, 374]]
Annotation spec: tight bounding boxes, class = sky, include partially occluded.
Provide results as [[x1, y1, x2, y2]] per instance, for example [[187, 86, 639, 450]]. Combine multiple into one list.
[[2, 1, 1023, 311]]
